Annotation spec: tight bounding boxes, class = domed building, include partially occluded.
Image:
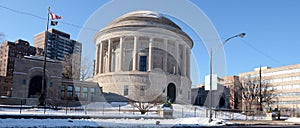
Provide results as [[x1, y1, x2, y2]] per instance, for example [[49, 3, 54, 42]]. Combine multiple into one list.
[[93, 11, 193, 104]]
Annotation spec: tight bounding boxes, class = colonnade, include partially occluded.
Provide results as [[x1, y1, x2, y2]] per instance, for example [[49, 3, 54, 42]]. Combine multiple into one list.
[[94, 36, 190, 78]]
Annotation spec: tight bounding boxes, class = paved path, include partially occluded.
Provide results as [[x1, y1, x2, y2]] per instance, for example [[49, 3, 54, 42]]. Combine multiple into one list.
[[227, 119, 300, 126]]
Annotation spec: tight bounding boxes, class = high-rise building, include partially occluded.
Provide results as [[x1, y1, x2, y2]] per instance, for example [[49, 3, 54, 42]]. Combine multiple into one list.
[[0, 39, 36, 77], [34, 28, 82, 80]]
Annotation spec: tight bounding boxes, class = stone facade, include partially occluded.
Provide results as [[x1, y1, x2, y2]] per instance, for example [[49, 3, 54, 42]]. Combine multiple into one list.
[[191, 77, 230, 109], [93, 11, 193, 104], [12, 56, 62, 98]]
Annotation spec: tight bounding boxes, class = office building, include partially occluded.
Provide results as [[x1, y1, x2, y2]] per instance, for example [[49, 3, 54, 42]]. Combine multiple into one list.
[[239, 65, 300, 116]]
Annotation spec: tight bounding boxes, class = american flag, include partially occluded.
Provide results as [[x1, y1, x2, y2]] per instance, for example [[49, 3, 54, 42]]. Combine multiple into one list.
[[49, 12, 62, 20]]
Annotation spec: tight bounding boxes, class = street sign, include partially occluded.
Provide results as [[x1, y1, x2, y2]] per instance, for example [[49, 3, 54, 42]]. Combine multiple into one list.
[[205, 74, 218, 90]]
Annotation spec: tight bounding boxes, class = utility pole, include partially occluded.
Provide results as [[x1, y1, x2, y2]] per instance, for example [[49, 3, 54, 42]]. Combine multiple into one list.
[[209, 48, 213, 123], [259, 65, 262, 112]]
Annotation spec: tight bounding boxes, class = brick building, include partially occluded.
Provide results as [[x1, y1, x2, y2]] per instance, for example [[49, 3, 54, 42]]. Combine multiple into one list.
[[224, 76, 242, 110], [0, 76, 13, 97], [0, 39, 36, 77]]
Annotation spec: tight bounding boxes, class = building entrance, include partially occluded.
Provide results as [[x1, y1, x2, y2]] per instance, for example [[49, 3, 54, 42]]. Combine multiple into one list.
[[28, 76, 44, 98], [167, 83, 176, 103]]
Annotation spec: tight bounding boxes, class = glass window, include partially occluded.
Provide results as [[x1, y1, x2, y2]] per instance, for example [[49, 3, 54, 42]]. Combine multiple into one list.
[[124, 85, 128, 96], [67, 85, 73, 97], [139, 56, 147, 71], [83, 87, 88, 100], [90, 88, 95, 101], [75, 86, 81, 97], [61, 86, 65, 99]]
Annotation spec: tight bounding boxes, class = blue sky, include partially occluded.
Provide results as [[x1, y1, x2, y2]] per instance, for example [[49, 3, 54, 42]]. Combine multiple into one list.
[[1, 0, 300, 86]]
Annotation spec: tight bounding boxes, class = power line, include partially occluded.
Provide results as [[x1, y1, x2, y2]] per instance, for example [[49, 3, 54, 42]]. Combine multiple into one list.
[[0, 5, 98, 32], [239, 38, 284, 66]]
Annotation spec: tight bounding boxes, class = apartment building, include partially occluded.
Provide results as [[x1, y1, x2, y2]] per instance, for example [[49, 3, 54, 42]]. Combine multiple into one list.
[[34, 28, 82, 80], [0, 39, 36, 77]]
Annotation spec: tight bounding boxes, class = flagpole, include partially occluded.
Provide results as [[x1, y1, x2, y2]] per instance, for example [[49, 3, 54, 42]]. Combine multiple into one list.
[[39, 6, 50, 106]]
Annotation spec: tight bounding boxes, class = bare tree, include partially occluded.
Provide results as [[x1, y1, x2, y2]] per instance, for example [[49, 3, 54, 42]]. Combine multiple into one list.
[[260, 81, 275, 109], [80, 56, 93, 81], [129, 94, 166, 114], [46, 87, 60, 110], [62, 55, 73, 79], [229, 83, 242, 109], [240, 76, 275, 116]]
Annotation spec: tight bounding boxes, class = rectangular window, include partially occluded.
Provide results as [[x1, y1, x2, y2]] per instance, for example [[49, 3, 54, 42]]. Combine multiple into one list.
[[90, 88, 95, 101], [67, 85, 73, 97], [124, 85, 128, 96], [61, 86, 65, 99], [139, 56, 147, 71], [83, 87, 88, 100], [140, 85, 145, 96], [75, 86, 81, 98]]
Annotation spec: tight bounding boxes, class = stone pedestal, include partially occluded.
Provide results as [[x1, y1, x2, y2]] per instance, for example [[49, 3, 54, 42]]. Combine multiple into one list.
[[266, 112, 276, 120], [159, 108, 173, 118]]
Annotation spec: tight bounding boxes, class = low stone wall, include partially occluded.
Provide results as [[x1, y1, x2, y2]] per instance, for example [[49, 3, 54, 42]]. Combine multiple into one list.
[[158, 108, 173, 118]]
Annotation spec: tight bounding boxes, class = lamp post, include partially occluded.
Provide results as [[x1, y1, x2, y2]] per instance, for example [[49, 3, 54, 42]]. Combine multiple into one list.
[[209, 33, 246, 123]]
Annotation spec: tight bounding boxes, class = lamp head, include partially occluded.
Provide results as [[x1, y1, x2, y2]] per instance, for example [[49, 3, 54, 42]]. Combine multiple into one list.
[[238, 33, 246, 38]]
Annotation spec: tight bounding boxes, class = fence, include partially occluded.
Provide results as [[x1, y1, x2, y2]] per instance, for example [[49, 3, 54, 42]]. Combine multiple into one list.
[[0, 99, 256, 120]]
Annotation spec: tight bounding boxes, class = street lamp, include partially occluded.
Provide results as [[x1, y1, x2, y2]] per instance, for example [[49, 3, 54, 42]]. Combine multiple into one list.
[[209, 33, 246, 123]]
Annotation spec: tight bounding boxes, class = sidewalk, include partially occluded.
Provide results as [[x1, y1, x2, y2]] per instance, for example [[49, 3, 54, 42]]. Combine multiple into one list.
[[227, 119, 300, 126]]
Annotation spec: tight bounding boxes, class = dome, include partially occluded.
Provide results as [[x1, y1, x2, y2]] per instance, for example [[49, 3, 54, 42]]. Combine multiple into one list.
[[96, 10, 193, 46], [106, 10, 182, 30]]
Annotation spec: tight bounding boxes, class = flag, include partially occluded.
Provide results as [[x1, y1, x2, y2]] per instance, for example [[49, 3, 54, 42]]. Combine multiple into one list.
[[49, 12, 62, 20], [50, 21, 58, 26]]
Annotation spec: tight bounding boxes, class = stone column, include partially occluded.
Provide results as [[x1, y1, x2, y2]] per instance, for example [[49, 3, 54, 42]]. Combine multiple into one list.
[[119, 37, 123, 71], [148, 38, 153, 72], [98, 42, 103, 74], [95, 43, 99, 74], [132, 36, 138, 71], [187, 49, 190, 78], [107, 39, 112, 72], [163, 39, 168, 72], [175, 42, 179, 74], [182, 45, 187, 76]]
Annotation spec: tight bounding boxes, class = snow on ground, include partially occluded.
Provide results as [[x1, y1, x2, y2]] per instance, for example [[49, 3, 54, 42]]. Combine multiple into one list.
[[0, 103, 255, 127], [285, 117, 300, 123]]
